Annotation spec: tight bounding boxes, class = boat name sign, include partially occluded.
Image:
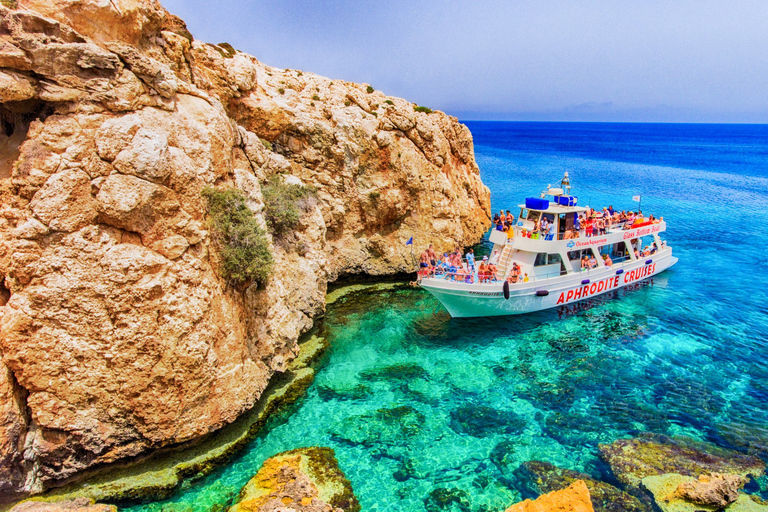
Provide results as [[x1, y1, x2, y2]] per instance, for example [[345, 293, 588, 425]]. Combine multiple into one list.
[[555, 263, 657, 305], [624, 225, 662, 239]]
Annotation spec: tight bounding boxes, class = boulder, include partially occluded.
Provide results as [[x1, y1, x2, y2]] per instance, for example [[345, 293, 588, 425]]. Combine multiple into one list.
[[229, 447, 360, 512], [674, 473, 745, 508], [641, 473, 765, 512], [517, 460, 651, 512], [599, 434, 765, 488], [505, 480, 595, 512]]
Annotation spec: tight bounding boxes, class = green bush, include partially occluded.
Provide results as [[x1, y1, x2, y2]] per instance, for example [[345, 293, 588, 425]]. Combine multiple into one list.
[[385, 100, 394, 105], [366, 85, 374, 93], [414, 105, 433, 114], [202, 187, 273, 287], [278, 88, 285, 95], [261, 175, 316, 235], [312, 94, 320, 101]]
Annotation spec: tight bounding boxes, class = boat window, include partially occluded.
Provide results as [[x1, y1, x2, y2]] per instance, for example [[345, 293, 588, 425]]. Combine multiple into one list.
[[527, 210, 542, 223], [547, 253, 562, 265], [534, 252, 548, 266], [567, 250, 581, 261], [520, 208, 529, 220]]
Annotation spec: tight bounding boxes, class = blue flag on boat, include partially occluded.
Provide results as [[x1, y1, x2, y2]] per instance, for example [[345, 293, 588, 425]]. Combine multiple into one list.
[[406, 236, 413, 245]]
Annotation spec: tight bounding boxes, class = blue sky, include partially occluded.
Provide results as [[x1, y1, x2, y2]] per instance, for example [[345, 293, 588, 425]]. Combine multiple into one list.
[[162, 0, 768, 123]]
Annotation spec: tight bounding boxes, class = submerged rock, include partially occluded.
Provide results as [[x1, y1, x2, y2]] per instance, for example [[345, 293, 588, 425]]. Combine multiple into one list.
[[516, 460, 651, 512], [423, 487, 472, 512], [504, 480, 595, 512], [359, 363, 430, 382], [598, 433, 766, 488], [449, 405, 526, 438], [330, 405, 426, 446], [229, 447, 360, 512]]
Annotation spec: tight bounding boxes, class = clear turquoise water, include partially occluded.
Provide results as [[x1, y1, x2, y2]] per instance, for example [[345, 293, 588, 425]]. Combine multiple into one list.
[[126, 122, 768, 511]]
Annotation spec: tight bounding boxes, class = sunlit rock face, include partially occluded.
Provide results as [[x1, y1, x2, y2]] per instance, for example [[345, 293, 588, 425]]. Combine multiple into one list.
[[0, 0, 491, 499]]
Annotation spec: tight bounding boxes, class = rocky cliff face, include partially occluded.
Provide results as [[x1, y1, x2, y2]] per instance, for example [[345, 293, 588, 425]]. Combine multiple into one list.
[[0, 0, 491, 499]]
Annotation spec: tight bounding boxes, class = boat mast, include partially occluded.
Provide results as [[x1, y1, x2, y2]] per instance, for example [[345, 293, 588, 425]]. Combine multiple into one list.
[[561, 171, 571, 195]]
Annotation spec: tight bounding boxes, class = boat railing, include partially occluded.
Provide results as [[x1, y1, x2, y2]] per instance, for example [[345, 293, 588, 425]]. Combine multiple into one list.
[[419, 247, 671, 286], [511, 220, 662, 241]]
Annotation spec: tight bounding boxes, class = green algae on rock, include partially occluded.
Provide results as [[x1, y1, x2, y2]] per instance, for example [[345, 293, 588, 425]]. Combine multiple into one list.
[[330, 406, 426, 446], [33, 338, 326, 505], [515, 460, 651, 512], [229, 447, 360, 512], [598, 433, 766, 488], [448, 405, 526, 438], [423, 487, 472, 512]]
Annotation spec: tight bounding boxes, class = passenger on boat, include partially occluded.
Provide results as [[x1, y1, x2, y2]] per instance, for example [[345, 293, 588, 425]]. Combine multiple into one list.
[[546, 221, 556, 240], [427, 244, 437, 267], [643, 246, 651, 257], [523, 273, 529, 282], [478, 257, 489, 283], [506, 210, 515, 224], [608, 205, 615, 215], [584, 216, 593, 237], [506, 223, 515, 239], [419, 248, 431, 276], [488, 261, 498, 282], [588, 254, 597, 269], [634, 248, 640, 258], [465, 248, 475, 272], [597, 216, 606, 235], [507, 262, 521, 283], [489, 249, 500, 265], [603, 254, 613, 267], [581, 255, 589, 270]]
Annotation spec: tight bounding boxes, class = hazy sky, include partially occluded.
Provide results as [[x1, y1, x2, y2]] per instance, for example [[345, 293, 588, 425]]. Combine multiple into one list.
[[162, 0, 768, 123]]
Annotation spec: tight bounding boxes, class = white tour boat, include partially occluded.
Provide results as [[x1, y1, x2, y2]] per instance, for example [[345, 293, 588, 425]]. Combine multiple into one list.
[[418, 172, 678, 317]]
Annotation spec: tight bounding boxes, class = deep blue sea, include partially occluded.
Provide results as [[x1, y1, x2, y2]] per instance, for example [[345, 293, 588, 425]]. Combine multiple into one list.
[[128, 122, 768, 512]]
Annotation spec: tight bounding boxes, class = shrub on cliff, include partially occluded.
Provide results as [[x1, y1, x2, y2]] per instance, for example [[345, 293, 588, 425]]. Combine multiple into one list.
[[414, 105, 433, 114], [202, 187, 273, 287], [262, 175, 316, 235]]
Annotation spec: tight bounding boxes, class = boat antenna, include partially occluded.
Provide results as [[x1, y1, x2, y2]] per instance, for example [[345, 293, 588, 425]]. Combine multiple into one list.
[[561, 171, 571, 195], [540, 184, 551, 199]]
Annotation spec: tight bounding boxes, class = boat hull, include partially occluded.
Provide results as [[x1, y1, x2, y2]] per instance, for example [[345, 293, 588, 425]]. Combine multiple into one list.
[[419, 250, 677, 318]]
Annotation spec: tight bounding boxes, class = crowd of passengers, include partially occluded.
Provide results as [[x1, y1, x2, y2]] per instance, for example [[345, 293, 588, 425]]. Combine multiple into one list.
[[418, 244, 529, 284], [492, 206, 662, 240]]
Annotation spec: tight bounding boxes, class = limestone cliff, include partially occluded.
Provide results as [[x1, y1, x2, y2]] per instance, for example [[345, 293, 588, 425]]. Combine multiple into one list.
[[0, 0, 491, 500]]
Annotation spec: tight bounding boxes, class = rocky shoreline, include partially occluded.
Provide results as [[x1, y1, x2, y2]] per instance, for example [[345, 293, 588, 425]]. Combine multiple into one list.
[[0, 0, 490, 503]]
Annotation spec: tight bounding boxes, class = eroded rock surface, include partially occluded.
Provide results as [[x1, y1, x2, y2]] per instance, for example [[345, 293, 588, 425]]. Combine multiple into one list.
[[0, 0, 490, 500], [641, 473, 766, 512], [9, 498, 115, 512]]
